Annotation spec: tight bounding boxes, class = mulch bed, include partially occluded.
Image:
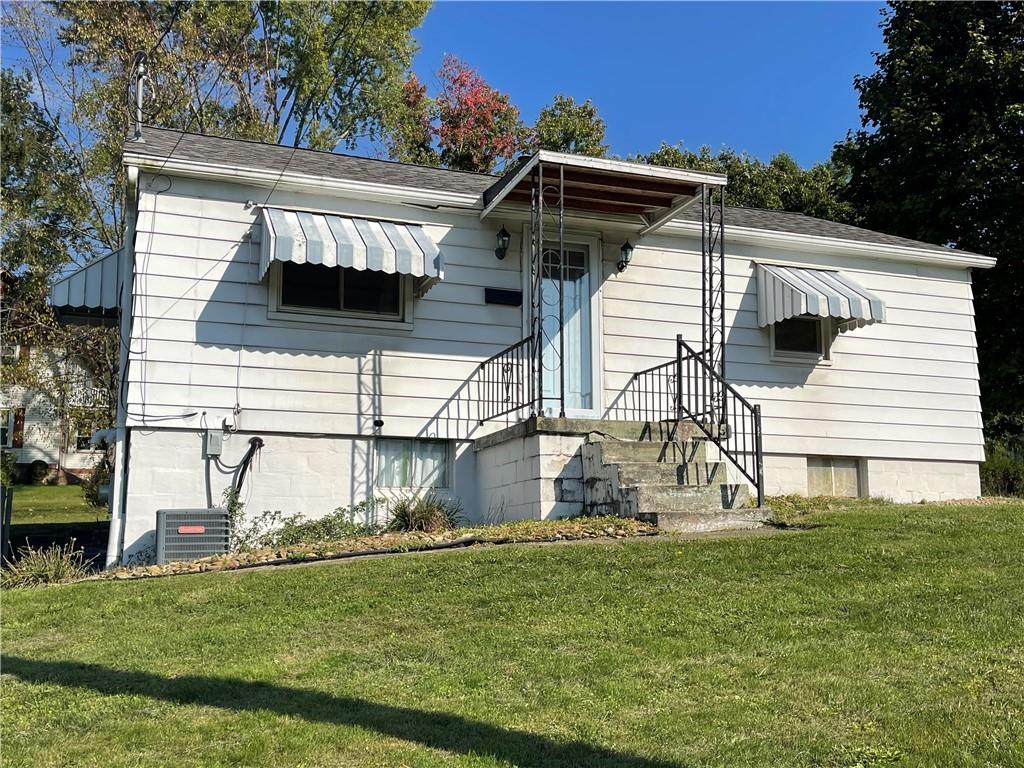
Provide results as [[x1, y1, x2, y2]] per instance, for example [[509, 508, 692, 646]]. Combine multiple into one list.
[[98, 517, 660, 582]]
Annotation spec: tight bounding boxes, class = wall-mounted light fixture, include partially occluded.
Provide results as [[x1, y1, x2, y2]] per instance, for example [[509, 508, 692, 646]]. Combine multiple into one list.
[[617, 240, 634, 272], [495, 226, 511, 260]]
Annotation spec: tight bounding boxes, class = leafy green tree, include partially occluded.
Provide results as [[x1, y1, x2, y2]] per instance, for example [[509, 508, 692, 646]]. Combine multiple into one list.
[[835, 2, 1024, 438], [530, 95, 608, 157], [385, 74, 440, 166], [636, 143, 857, 223], [8, 0, 430, 254], [2, 70, 118, 474]]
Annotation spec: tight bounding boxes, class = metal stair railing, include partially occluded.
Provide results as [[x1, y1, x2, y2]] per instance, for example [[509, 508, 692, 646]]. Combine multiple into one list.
[[476, 336, 534, 424], [628, 335, 765, 507]]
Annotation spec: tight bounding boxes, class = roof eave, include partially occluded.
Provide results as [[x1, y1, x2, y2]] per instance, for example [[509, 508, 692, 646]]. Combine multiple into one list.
[[660, 219, 997, 270], [123, 152, 483, 210]]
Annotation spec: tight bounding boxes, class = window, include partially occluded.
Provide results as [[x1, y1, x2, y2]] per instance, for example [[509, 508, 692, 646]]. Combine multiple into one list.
[[376, 439, 450, 489], [280, 262, 401, 317], [807, 457, 861, 497], [0, 409, 12, 448], [68, 410, 104, 452], [770, 315, 830, 362]]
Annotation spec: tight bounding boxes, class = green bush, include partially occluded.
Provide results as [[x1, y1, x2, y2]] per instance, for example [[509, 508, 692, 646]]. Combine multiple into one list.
[[81, 454, 112, 509], [1, 540, 91, 588], [228, 496, 386, 551], [980, 440, 1024, 497], [273, 500, 385, 547], [386, 493, 463, 533], [0, 451, 17, 488]]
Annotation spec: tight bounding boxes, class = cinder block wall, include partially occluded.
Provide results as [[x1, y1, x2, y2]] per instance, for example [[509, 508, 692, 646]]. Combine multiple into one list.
[[476, 432, 586, 522]]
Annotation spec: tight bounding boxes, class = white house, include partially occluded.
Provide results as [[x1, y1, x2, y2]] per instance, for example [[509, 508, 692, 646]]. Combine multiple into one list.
[[0, 345, 108, 482], [48, 128, 995, 566]]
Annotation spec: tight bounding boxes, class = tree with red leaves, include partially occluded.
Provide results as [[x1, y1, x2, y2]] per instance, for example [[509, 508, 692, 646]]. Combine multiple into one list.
[[388, 55, 522, 173], [435, 55, 521, 173]]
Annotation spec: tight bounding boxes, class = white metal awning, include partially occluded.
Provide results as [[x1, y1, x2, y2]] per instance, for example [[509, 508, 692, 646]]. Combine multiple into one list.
[[260, 208, 443, 295], [756, 263, 886, 332], [49, 249, 123, 319]]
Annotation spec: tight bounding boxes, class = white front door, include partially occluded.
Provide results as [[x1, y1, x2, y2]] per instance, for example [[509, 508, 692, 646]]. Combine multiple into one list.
[[540, 243, 595, 414]]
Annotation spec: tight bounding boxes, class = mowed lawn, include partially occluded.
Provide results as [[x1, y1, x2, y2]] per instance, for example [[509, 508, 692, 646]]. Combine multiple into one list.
[[3, 501, 1022, 767], [8, 485, 100, 526]]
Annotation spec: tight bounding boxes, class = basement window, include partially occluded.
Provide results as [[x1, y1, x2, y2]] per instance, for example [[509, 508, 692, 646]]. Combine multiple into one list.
[[807, 457, 862, 497], [376, 438, 450, 489], [770, 315, 831, 363], [278, 262, 402, 318]]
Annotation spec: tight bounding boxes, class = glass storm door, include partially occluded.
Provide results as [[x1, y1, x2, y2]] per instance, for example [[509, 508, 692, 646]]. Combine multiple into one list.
[[540, 245, 593, 413]]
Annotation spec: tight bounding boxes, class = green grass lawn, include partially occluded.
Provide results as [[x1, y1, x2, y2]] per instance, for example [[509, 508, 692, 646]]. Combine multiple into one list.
[[9, 485, 103, 525], [3, 500, 1022, 767]]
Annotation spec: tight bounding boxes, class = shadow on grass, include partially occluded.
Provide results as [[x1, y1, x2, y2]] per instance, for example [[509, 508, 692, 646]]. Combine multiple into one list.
[[3, 656, 687, 768]]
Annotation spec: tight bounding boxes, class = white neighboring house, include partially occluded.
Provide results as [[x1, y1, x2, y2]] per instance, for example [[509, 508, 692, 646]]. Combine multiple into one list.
[[48, 128, 995, 567], [0, 344, 108, 481]]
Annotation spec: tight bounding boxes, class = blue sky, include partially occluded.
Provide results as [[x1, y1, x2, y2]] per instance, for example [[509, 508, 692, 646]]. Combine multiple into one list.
[[410, 1, 886, 166]]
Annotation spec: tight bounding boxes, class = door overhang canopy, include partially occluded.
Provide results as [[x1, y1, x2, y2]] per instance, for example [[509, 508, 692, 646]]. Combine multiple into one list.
[[756, 263, 887, 332], [260, 208, 443, 296], [49, 249, 123, 324], [480, 151, 726, 236]]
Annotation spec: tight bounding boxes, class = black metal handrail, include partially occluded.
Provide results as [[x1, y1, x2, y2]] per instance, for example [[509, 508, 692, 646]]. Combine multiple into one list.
[[628, 336, 765, 506], [477, 336, 535, 424]]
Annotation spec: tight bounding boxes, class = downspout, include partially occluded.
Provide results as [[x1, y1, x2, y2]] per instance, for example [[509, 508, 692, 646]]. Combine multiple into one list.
[[104, 165, 140, 569]]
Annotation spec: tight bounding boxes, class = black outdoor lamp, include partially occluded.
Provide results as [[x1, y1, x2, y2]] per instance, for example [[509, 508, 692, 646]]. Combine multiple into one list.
[[495, 226, 511, 260], [617, 240, 634, 272]]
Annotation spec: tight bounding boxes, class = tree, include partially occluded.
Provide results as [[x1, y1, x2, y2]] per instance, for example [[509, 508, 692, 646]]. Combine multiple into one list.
[[530, 95, 608, 157], [636, 143, 857, 223], [384, 74, 440, 166], [435, 55, 521, 173], [1, 69, 86, 292], [385, 55, 522, 173], [8, 0, 430, 255], [835, 2, 1024, 438], [1, 70, 117, 476]]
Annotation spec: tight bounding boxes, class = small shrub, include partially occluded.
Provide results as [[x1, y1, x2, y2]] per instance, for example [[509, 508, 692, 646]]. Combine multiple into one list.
[[387, 493, 463, 533], [272, 502, 384, 547], [28, 460, 49, 485], [980, 440, 1024, 497], [0, 450, 17, 488], [228, 497, 387, 551], [2, 540, 91, 588], [82, 453, 112, 509]]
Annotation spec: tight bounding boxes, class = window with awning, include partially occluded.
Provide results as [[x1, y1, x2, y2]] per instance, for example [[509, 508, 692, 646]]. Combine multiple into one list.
[[48, 249, 123, 322], [259, 208, 443, 299], [755, 263, 886, 333]]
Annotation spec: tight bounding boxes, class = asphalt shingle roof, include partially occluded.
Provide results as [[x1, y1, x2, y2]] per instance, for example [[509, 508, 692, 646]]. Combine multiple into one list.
[[126, 126, 496, 196], [126, 127, 978, 258]]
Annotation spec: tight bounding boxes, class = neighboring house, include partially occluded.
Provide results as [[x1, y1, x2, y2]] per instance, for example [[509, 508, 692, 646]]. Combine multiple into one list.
[[0, 344, 108, 481], [49, 128, 995, 567]]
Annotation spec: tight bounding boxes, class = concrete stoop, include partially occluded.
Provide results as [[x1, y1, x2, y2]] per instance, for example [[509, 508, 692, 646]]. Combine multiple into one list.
[[581, 420, 770, 533]]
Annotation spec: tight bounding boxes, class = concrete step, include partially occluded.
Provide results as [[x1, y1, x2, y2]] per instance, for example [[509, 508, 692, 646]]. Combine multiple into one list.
[[616, 461, 726, 487], [575, 419, 705, 442], [637, 482, 749, 512], [595, 439, 707, 465], [636, 507, 771, 533]]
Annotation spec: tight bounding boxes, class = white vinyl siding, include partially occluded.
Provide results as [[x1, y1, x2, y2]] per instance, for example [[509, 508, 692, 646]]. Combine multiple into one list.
[[126, 175, 523, 440], [125, 172, 985, 466], [601, 236, 985, 463]]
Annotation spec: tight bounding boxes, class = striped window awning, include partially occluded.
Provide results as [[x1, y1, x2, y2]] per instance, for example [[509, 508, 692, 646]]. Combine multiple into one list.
[[756, 263, 886, 332], [49, 249, 124, 320], [260, 208, 443, 296]]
